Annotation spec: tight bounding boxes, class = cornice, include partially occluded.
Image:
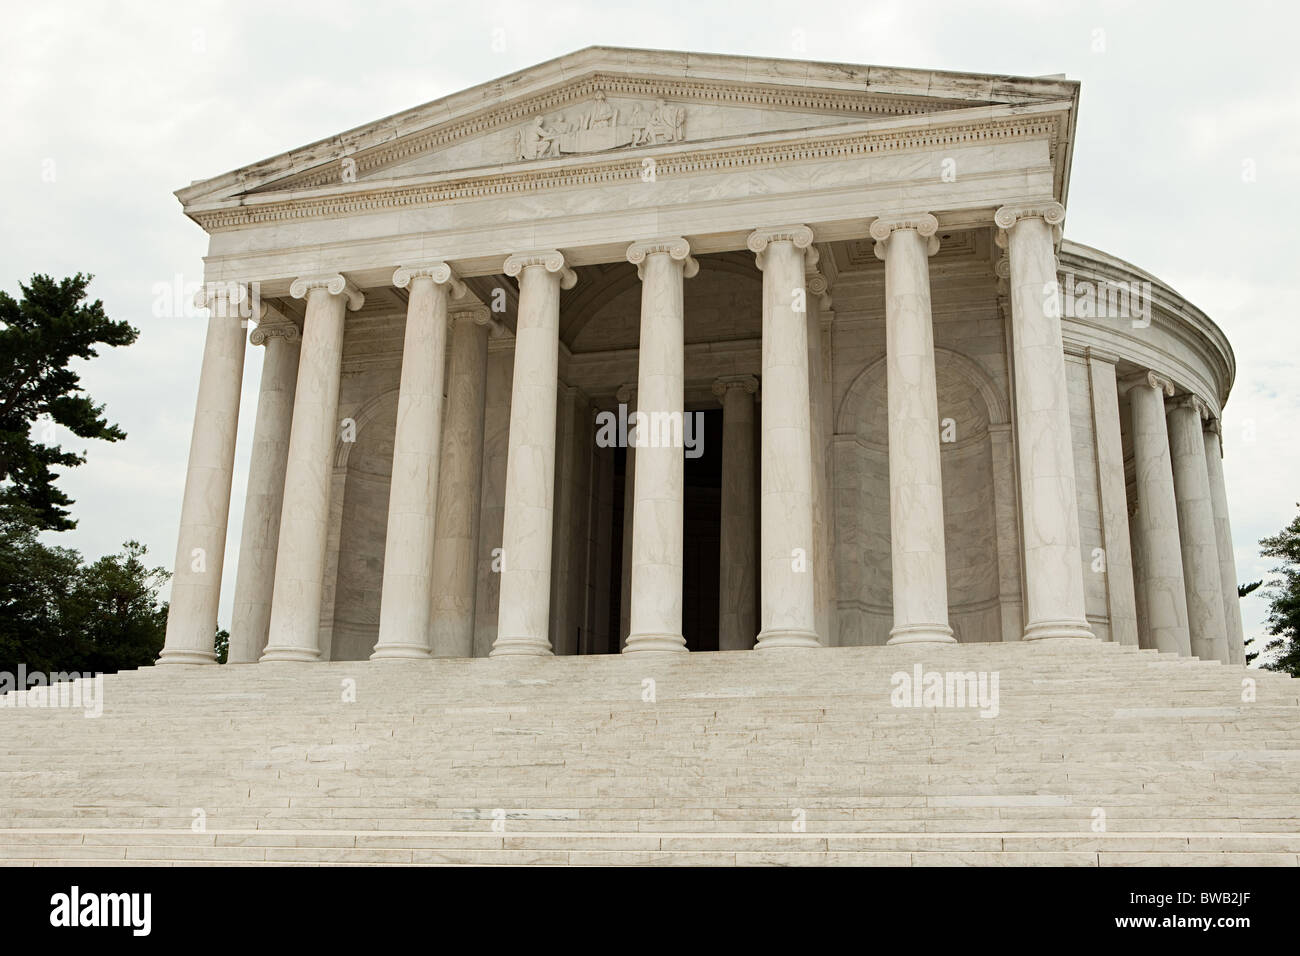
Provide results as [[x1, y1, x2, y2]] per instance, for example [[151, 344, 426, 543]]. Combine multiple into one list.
[[1056, 240, 1234, 405], [188, 112, 1062, 233]]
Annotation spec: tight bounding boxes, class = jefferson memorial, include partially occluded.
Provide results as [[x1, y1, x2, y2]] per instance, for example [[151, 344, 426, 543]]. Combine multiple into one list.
[[159, 47, 1244, 668]]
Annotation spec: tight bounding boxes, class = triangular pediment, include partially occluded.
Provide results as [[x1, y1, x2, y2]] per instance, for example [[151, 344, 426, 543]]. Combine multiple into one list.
[[176, 46, 1078, 217]]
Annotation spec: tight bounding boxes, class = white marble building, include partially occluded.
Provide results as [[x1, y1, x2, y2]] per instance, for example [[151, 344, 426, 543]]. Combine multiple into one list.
[[159, 47, 1244, 668]]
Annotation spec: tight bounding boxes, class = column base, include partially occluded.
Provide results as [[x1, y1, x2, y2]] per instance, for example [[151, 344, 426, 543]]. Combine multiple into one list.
[[1023, 620, 1095, 641], [489, 637, 554, 658], [755, 628, 821, 650], [887, 623, 956, 645], [259, 645, 322, 662], [156, 648, 218, 665], [369, 643, 433, 661], [623, 633, 688, 654]]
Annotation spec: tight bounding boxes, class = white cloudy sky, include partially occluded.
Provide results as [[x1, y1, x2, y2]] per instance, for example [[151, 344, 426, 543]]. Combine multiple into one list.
[[2, 0, 1296, 659]]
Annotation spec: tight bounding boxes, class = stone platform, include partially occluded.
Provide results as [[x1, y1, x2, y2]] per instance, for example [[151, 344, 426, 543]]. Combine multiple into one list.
[[2, 641, 1298, 865]]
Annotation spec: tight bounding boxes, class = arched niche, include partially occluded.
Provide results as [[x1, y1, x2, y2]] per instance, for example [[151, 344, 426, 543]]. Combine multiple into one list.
[[832, 348, 1015, 646], [323, 387, 399, 661]]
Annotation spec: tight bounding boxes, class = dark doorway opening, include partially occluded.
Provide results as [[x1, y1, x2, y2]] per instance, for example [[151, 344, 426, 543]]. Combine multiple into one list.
[[607, 408, 723, 653], [683, 408, 722, 651]]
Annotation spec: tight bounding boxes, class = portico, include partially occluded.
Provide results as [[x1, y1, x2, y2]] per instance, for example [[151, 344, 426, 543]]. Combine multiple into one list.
[[160, 47, 1244, 667]]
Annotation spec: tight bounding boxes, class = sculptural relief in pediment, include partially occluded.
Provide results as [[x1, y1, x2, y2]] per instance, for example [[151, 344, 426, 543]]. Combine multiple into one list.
[[515, 92, 685, 160]]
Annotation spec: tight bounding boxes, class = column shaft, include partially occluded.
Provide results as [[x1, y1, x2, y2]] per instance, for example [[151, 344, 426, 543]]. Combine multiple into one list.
[[805, 275, 835, 646], [229, 319, 300, 663], [749, 226, 820, 649], [159, 286, 249, 664], [1086, 353, 1139, 645], [491, 252, 575, 656], [262, 276, 362, 661], [1167, 397, 1230, 662], [996, 202, 1093, 641], [430, 310, 490, 658], [625, 239, 695, 653], [1126, 373, 1191, 655], [715, 376, 759, 651], [872, 216, 954, 645], [373, 264, 461, 659], [617, 386, 636, 649], [1204, 424, 1246, 664]]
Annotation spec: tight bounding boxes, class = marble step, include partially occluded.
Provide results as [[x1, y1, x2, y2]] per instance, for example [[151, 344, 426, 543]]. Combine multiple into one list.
[[3, 642, 1297, 865]]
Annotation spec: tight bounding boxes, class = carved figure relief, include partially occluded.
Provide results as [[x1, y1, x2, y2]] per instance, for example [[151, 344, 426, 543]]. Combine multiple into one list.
[[515, 92, 686, 160]]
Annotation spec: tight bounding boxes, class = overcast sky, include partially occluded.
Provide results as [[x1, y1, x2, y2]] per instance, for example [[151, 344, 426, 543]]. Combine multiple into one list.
[[2, 0, 1296, 660]]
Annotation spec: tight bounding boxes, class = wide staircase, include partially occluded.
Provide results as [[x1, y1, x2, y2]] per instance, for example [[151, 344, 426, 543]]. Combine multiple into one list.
[[1, 640, 1298, 865]]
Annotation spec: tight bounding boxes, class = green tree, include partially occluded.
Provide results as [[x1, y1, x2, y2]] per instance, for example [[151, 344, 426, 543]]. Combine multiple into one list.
[[0, 273, 138, 531], [1257, 508, 1300, 677], [0, 273, 176, 679], [0, 499, 81, 674], [0, 501, 170, 675], [60, 540, 169, 672]]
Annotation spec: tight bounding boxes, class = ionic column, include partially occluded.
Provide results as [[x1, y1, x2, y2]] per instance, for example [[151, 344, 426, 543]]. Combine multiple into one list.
[[1203, 419, 1246, 664], [748, 225, 820, 649], [490, 251, 577, 657], [1122, 371, 1190, 656], [228, 309, 300, 664], [871, 214, 954, 645], [995, 202, 1093, 641], [371, 262, 465, 660], [261, 274, 364, 662], [159, 283, 250, 664], [623, 238, 697, 654], [616, 384, 636, 648], [1085, 351, 1139, 646], [805, 263, 836, 647], [430, 306, 491, 658], [713, 375, 759, 651], [1167, 394, 1230, 663]]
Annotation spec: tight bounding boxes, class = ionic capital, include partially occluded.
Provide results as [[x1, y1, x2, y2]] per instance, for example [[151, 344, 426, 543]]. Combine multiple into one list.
[[615, 383, 637, 405], [503, 250, 578, 289], [748, 224, 815, 271], [1168, 392, 1210, 420], [804, 269, 834, 314], [626, 237, 699, 279], [1119, 369, 1175, 397], [449, 304, 493, 328], [289, 273, 365, 311], [994, 201, 1066, 248], [711, 374, 759, 401], [869, 213, 940, 259], [249, 303, 300, 347], [393, 260, 467, 300], [193, 281, 251, 317], [1082, 346, 1121, 366]]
